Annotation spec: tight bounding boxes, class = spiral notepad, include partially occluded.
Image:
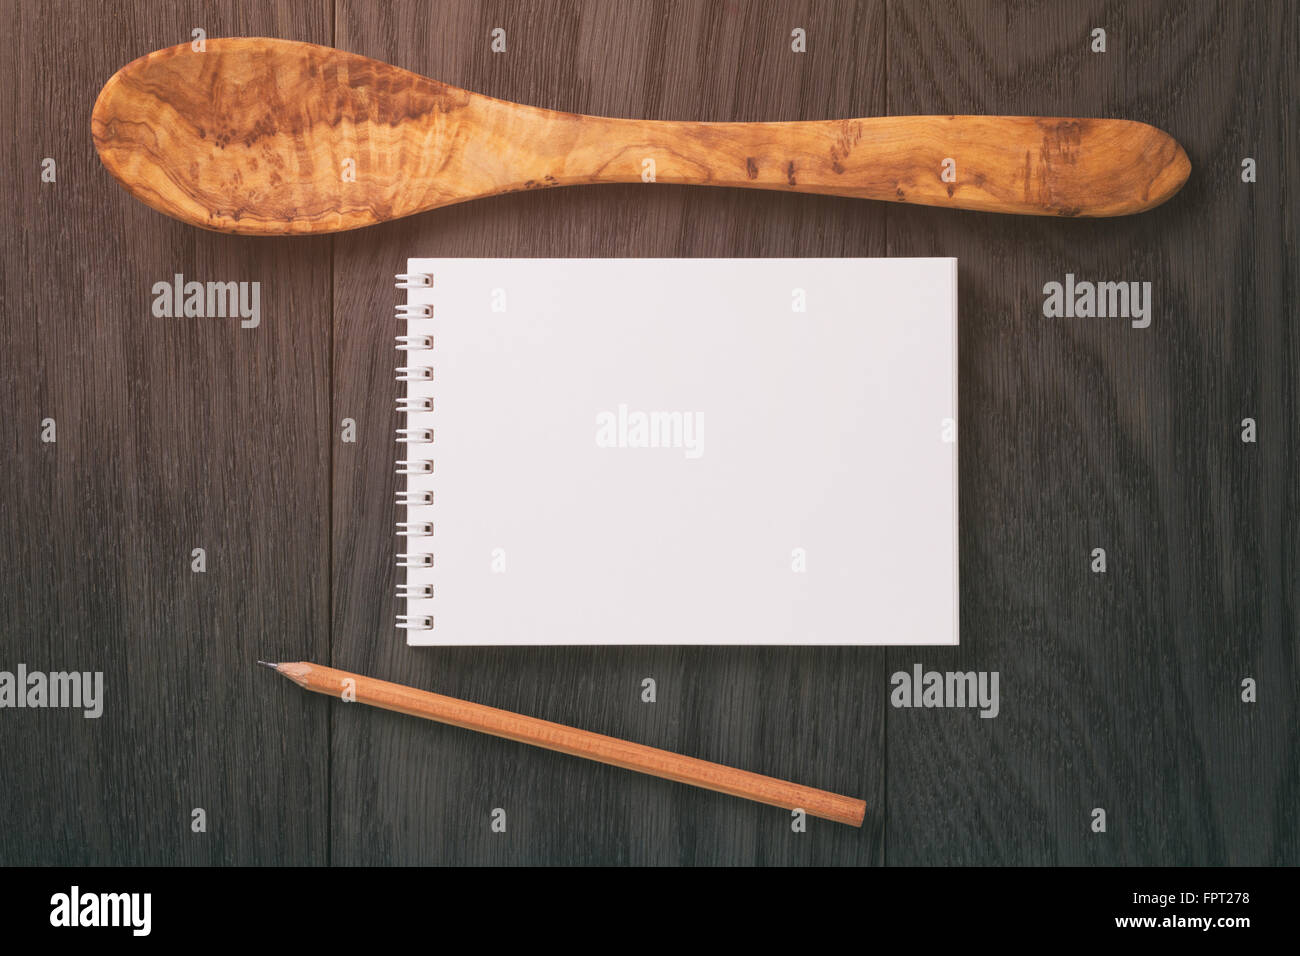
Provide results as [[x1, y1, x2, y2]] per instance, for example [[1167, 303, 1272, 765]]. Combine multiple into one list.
[[395, 258, 958, 646]]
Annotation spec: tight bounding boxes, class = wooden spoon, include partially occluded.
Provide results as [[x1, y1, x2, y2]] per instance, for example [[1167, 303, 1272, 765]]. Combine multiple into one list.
[[91, 37, 1191, 236]]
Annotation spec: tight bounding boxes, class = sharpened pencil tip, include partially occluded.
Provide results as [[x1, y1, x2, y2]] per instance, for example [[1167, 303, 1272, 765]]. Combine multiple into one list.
[[256, 660, 279, 670]]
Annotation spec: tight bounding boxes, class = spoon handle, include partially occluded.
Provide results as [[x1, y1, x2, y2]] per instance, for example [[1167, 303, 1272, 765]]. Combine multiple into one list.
[[518, 111, 1189, 217]]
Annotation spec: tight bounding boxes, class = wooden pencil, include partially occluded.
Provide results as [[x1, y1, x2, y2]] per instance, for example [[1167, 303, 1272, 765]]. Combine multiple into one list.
[[261, 661, 866, 828]]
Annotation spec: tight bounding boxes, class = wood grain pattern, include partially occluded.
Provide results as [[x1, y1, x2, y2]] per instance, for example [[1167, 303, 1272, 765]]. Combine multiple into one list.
[[91, 37, 1189, 234], [884, 0, 1298, 865], [0, 0, 333, 865]]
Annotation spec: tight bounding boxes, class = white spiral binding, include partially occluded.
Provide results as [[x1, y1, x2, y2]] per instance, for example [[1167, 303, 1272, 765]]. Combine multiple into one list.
[[396, 521, 434, 537], [397, 396, 433, 413], [396, 427, 434, 443], [397, 614, 434, 631], [397, 270, 436, 633]]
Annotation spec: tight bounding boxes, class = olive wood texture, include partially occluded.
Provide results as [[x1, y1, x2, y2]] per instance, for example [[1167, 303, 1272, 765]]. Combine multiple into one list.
[[91, 37, 1191, 235]]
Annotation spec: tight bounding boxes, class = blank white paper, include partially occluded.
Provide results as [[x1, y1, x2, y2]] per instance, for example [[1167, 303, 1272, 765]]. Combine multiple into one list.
[[399, 258, 957, 645]]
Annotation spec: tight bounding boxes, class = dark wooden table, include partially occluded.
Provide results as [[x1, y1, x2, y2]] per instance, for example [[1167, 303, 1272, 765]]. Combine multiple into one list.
[[1, 0, 1295, 865]]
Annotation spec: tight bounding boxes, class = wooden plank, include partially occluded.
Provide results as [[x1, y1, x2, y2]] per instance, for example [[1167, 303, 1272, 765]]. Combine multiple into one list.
[[884, 0, 1298, 864], [330, 0, 888, 864], [0, 2, 332, 864]]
